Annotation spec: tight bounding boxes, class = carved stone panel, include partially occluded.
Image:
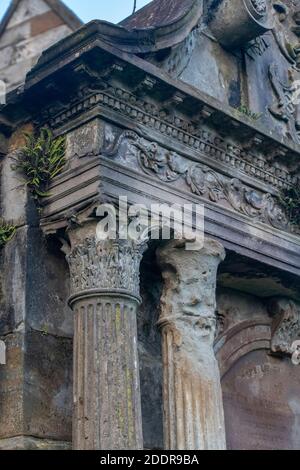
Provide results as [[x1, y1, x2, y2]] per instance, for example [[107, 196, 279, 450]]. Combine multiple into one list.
[[65, 119, 105, 167], [216, 290, 300, 450], [102, 127, 295, 234], [246, 1, 300, 144]]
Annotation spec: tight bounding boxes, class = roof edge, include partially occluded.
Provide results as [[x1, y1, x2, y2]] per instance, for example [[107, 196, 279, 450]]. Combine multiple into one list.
[[31, 0, 203, 65]]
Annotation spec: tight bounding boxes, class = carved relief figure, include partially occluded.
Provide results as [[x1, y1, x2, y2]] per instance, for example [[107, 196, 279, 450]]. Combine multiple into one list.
[[272, 2, 300, 69], [268, 2, 300, 142], [252, 0, 267, 15], [268, 63, 300, 142]]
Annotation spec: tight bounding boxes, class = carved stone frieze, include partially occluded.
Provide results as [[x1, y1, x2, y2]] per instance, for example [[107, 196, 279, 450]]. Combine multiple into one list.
[[268, 297, 300, 356], [46, 79, 299, 186], [103, 129, 293, 233]]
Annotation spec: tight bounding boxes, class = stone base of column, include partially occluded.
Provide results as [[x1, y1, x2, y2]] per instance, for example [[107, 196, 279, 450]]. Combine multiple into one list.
[[0, 436, 71, 450]]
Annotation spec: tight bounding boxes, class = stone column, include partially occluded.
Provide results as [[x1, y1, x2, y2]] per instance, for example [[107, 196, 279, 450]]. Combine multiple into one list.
[[66, 223, 145, 450], [157, 239, 226, 450]]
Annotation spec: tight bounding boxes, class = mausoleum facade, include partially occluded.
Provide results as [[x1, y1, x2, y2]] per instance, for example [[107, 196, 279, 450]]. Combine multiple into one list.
[[0, 0, 300, 450]]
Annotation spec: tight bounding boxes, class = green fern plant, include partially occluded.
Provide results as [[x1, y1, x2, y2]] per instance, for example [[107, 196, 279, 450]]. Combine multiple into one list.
[[11, 127, 66, 203], [0, 220, 16, 249], [237, 105, 262, 121], [279, 186, 300, 227]]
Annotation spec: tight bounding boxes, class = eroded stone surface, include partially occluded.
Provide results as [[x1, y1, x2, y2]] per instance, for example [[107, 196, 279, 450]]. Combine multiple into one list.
[[0, 436, 71, 450], [157, 238, 226, 450]]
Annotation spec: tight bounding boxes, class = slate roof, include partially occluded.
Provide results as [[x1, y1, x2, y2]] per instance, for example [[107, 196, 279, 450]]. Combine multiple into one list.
[[121, 0, 197, 30]]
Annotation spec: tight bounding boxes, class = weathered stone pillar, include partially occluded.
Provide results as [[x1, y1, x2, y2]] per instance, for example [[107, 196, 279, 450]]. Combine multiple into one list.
[[157, 239, 226, 450], [66, 223, 145, 450]]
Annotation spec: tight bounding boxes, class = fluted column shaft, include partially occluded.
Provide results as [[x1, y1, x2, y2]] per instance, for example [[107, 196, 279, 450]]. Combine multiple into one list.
[[157, 239, 226, 450], [66, 223, 145, 450]]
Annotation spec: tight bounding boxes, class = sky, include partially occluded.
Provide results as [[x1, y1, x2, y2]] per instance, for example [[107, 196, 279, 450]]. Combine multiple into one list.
[[0, 0, 152, 24]]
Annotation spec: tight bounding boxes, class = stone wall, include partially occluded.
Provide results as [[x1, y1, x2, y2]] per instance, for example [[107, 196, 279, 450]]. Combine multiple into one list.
[[0, 128, 73, 449]]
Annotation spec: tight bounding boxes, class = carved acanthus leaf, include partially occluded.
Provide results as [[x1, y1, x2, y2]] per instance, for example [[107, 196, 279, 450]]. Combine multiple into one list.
[[67, 237, 146, 300]]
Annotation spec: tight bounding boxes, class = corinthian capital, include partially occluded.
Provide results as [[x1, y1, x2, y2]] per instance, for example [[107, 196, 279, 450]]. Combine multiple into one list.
[[66, 222, 147, 305]]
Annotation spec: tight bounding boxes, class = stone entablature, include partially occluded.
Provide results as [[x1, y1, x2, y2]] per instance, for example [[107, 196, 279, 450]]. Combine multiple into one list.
[[2, 25, 295, 274], [102, 127, 292, 233]]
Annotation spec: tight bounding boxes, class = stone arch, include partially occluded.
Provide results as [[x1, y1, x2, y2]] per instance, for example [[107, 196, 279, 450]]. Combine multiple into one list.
[[215, 315, 300, 450], [215, 320, 271, 379]]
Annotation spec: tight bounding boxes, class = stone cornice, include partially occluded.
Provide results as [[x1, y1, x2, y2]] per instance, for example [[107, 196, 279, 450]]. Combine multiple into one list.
[[2, 32, 298, 171], [46, 85, 296, 193], [0, 28, 296, 158]]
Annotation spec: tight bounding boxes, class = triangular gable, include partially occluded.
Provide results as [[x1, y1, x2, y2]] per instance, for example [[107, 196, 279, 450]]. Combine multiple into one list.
[[0, 0, 82, 91], [0, 0, 82, 38]]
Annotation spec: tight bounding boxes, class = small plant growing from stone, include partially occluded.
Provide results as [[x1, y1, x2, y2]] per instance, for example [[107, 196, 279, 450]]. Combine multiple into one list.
[[11, 127, 66, 203], [0, 220, 16, 249], [237, 104, 262, 121], [280, 185, 300, 227]]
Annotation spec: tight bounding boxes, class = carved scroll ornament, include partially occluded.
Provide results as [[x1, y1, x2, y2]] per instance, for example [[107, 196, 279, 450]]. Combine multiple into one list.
[[208, 0, 274, 49], [268, 297, 300, 357], [103, 129, 291, 232]]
